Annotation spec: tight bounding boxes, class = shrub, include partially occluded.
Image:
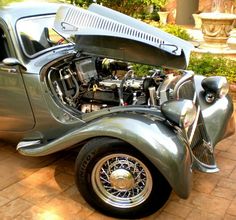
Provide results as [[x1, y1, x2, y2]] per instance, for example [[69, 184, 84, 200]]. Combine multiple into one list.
[[143, 20, 192, 41], [160, 24, 192, 41], [188, 53, 236, 83]]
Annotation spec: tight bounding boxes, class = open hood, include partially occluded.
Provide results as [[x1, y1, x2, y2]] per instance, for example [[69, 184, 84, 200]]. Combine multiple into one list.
[[54, 4, 193, 69]]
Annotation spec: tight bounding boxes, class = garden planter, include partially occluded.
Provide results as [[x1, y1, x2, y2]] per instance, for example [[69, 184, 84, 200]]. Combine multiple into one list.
[[158, 11, 169, 24]]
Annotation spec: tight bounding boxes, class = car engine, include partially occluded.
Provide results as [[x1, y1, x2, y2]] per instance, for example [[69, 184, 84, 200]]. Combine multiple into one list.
[[45, 56, 170, 113]]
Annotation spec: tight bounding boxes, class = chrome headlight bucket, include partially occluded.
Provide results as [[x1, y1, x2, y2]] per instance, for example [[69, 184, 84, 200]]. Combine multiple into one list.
[[201, 76, 229, 102], [161, 100, 197, 129]]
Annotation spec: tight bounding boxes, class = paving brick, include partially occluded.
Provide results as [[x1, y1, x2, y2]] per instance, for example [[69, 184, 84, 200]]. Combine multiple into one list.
[[229, 167, 236, 180], [0, 198, 32, 219], [218, 177, 236, 191], [216, 139, 234, 151], [150, 211, 184, 220], [211, 186, 236, 201], [61, 185, 87, 205], [40, 195, 82, 219], [0, 183, 31, 201], [215, 156, 236, 177], [19, 166, 58, 188], [224, 214, 236, 220], [226, 197, 236, 216], [218, 151, 236, 161], [77, 205, 95, 219], [182, 191, 231, 216], [226, 145, 236, 154], [0, 195, 10, 207], [81, 210, 116, 220], [187, 208, 223, 220], [21, 177, 70, 206], [19, 205, 63, 220], [193, 172, 220, 194], [164, 201, 192, 218]]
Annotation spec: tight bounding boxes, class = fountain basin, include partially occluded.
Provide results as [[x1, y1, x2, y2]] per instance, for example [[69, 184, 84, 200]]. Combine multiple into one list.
[[199, 12, 236, 44]]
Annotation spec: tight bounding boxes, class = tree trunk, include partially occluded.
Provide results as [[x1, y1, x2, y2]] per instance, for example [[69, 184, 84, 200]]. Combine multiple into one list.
[[176, 0, 199, 25]]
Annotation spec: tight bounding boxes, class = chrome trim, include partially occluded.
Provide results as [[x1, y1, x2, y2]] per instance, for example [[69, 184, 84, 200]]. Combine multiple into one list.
[[17, 140, 41, 150], [188, 106, 200, 144], [173, 71, 194, 100]]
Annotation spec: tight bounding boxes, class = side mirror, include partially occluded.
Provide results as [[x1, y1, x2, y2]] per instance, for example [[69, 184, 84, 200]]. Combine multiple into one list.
[[3, 58, 27, 71]]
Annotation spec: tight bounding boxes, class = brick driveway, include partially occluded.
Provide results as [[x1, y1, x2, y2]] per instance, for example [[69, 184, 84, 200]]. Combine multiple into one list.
[[0, 121, 235, 219]]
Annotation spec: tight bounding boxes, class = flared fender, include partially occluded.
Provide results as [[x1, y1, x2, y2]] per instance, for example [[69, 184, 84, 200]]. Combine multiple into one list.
[[17, 112, 192, 198]]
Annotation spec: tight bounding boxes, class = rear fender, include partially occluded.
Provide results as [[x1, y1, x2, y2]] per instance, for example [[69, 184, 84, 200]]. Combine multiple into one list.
[[18, 112, 192, 198]]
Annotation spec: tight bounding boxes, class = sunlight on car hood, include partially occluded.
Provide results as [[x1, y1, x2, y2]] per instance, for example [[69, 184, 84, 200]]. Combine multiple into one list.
[[54, 3, 193, 69]]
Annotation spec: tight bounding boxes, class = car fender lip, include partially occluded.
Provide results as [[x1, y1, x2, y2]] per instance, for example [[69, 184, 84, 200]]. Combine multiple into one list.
[[17, 112, 192, 199]]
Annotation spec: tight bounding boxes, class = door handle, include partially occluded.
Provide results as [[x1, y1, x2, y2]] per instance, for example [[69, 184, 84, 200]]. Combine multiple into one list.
[[0, 67, 17, 73]]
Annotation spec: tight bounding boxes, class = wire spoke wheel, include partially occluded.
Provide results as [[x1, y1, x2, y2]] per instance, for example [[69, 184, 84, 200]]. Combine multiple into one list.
[[92, 154, 153, 208], [75, 137, 172, 218]]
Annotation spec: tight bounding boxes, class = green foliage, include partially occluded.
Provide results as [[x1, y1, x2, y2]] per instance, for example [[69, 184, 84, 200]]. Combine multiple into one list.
[[96, 0, 153, 17], [133, 54, 236, 83], [144, 20, 191, 41], [160, 24, 191, 41], [132, 64, 158, 77], [153, 0, 168, 11], [188, 53, 236, 83], [0, 0, 23, 7], [68, 0, 166, 17]]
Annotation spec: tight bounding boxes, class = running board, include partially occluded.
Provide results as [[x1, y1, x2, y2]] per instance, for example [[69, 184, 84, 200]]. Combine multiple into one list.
[[16, 139, 71, 156]]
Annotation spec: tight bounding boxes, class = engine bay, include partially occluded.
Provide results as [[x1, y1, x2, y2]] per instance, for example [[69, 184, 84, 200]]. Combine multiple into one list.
[[45, 56, 176, 113]]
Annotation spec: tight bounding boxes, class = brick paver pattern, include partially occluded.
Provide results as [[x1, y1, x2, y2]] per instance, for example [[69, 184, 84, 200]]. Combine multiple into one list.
[[0, 109, 235, 219]]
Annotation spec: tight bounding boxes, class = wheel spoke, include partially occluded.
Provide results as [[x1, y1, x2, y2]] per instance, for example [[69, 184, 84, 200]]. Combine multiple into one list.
[[92, 153, 153, 208], [101, 167, 110, 180], [100, 176, 110, 184]]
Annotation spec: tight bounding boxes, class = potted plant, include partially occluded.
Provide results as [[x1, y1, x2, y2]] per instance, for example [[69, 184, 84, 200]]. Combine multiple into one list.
[[155, 0, 169, 24]]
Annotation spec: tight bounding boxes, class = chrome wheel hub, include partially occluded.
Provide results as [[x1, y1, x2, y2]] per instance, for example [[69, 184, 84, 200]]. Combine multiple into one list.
[[110, 169, 135, 190], [91, 153, 153, 208]]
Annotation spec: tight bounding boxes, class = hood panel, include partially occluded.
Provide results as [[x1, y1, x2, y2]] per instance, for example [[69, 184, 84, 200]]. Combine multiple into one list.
[[76, 35, 186, 69], [54, 4, 193, 69]]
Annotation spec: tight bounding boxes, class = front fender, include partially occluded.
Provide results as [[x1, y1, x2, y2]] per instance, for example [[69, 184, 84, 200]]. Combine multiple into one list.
[[18, 112, 192, 198], [194, 75, 235, 146]]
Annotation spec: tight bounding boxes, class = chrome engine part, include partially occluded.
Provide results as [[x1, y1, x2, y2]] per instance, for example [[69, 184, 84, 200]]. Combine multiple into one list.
[[46, 57, 171, 113]]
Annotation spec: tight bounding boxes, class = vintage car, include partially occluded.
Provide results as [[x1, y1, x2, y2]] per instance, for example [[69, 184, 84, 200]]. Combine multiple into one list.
[[0, 2, 234, 219]]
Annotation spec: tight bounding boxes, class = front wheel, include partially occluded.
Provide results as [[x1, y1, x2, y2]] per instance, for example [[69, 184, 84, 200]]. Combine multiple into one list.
[[75, 137, 171, 219]]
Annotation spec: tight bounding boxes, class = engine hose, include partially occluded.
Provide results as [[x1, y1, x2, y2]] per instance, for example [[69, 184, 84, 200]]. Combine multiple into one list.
[[119, 69, 134, 106], [47, 68, 66, 104], [67, 69, 80, 99]]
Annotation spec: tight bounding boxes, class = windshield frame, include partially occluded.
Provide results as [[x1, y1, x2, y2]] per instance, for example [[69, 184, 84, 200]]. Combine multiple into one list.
[[16, 13, 72, 59]]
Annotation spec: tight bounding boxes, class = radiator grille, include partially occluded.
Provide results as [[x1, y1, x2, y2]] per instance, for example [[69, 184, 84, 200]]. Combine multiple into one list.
[[177, 78, 215, 166]]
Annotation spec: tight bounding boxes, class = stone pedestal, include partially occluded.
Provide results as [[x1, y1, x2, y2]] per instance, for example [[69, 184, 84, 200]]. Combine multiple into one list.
[[200, 12, 236, 44], [192, 14, 202, 29], [227, 30, 236, 49]]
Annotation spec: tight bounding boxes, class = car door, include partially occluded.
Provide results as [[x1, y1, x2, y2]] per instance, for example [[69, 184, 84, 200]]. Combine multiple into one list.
[[0, 21, 35, 131]]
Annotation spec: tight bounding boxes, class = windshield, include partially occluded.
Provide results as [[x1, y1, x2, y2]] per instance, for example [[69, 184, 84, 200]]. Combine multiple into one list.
[[16, 15, 73, 57]]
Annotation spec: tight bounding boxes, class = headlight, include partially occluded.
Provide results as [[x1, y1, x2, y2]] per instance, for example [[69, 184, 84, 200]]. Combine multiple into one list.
[[202, 76, 229, 101], [161, 100, 197, 128], [218, 79, 229, 98]]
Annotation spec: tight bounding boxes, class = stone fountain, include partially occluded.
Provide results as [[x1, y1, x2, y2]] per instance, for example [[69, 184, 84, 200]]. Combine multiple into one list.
[[199, 0, 236, 46]]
